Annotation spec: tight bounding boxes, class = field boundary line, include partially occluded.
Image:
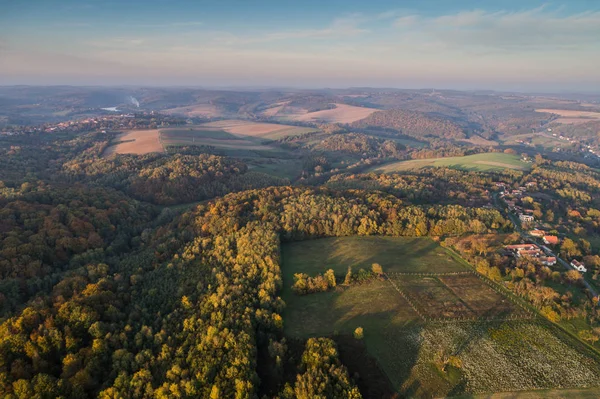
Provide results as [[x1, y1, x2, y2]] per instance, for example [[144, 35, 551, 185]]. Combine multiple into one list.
[[386, 271, 473, 277], [383, 272, 425, 321], [443, 246, 538, 320]]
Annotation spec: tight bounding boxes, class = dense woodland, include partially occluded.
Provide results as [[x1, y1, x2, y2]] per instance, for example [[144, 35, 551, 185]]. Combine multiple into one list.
[[310, 133, 405, 159], [351, 109, 467, 141]]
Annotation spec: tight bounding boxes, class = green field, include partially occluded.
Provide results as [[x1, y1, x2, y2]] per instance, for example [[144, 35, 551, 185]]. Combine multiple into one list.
[[282, 236, 467, 276], [160, 127, 276, 151], [281, 237, 600, 397], [160, 127, 240, 141], [370, 153, 531, 173]]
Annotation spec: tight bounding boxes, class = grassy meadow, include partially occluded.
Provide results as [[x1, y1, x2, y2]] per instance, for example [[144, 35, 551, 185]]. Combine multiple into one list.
[[281, 236, 600, 397], [371, 152, 531, 173]]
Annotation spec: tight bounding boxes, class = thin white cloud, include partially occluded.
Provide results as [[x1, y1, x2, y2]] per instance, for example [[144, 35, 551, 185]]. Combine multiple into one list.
[[87, 38, 146, 49], [210, 14, 368, 45], [397, 7, 600, 51], [123, 21, 204, 28], [3, 6, 600, 89]]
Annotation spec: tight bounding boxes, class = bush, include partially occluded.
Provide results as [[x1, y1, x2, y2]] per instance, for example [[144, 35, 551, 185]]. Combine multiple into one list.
[[354, 327, 364, 339]]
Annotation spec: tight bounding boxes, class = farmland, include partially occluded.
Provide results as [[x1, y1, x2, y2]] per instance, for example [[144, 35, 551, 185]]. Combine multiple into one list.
[[103, 129, 164, 156], [159, 126, 276, 151], [370, 153, 531, 173], [199, 119, 318, 139], [275, 103, 378, 124], [282, 237, 600, 397], [159, 120, 317, 151]]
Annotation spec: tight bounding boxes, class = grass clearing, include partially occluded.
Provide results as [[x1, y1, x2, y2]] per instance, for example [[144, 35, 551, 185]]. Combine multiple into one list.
[[371, 153, 530, 173], [282, 236, 468, 276], [281, 236, 600, 397]]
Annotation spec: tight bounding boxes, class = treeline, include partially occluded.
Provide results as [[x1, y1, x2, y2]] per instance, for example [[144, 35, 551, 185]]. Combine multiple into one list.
[[292, 265, 381, 295], [326, 168, 501, 207], [351, 109, 466, 140]]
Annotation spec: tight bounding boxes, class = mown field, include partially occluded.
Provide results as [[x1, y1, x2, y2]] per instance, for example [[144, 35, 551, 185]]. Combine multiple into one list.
[[160, 126, 277, 151], [281, 237, 600, 397], [370, 153, 531, 173]]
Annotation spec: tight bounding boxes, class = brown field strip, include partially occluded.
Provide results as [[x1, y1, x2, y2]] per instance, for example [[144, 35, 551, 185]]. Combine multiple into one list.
[[103, 129, 164, 156], [389, 274, 530, 321], [291, 104, 378, 124]]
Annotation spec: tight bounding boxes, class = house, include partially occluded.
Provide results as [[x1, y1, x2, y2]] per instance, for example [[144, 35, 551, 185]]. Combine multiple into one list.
[[530, 229, 546, 237], [541, 257, 557, 266], [543, 235, 559, 245], [519, 214, 534, 222], [570, 260, 587, 272]]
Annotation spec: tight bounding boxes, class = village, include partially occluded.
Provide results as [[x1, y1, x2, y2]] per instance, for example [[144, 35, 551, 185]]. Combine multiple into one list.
[[497, 181, 588, 274], [0, 111, 184, 137]]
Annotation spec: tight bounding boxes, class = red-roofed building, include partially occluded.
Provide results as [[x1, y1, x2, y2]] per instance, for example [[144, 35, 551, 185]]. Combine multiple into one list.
[[543, 235, 559, 245]]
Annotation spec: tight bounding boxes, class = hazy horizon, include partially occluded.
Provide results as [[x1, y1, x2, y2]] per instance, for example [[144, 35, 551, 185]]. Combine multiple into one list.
[[1, 0, 599, 91]]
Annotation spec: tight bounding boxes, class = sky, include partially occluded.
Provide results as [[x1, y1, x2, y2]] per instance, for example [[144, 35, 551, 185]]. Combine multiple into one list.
[[0, 0, 599, 91]]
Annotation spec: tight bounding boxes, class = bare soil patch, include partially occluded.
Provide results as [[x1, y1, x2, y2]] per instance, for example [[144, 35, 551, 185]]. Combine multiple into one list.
[[103, 129, 164, 156]]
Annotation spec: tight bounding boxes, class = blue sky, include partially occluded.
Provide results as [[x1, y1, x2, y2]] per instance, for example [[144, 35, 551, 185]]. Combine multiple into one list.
[[1, 1, 599, 91]]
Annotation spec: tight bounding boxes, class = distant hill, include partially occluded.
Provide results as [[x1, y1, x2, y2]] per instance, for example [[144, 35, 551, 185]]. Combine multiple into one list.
[[352, 109, 466, 140]]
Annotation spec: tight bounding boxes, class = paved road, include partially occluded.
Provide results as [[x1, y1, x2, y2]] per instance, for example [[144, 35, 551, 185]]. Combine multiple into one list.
[[492, 193, 600, 300]]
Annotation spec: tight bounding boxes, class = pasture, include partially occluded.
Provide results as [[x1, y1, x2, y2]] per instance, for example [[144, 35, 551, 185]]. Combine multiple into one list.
[[103, 129, 164, 156], [281, 236, 600, 397], [370, 153, 530, 173]]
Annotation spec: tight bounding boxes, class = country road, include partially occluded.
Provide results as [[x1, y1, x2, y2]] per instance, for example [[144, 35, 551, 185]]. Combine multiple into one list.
[[492, 193, 600, 301]]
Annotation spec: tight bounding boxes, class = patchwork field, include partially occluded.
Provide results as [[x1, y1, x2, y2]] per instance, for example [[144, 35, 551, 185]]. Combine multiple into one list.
[[103, 129, 164, 156], [282, 237, 600, 397], [390, 274, 529, 320], [370, 153, 530, 173], [536, 108, 600, 125]]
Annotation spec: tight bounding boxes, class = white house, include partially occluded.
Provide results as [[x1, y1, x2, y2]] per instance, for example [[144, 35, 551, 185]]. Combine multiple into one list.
[[519, 214, 534, 222], [570, 260, 587, 273]]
